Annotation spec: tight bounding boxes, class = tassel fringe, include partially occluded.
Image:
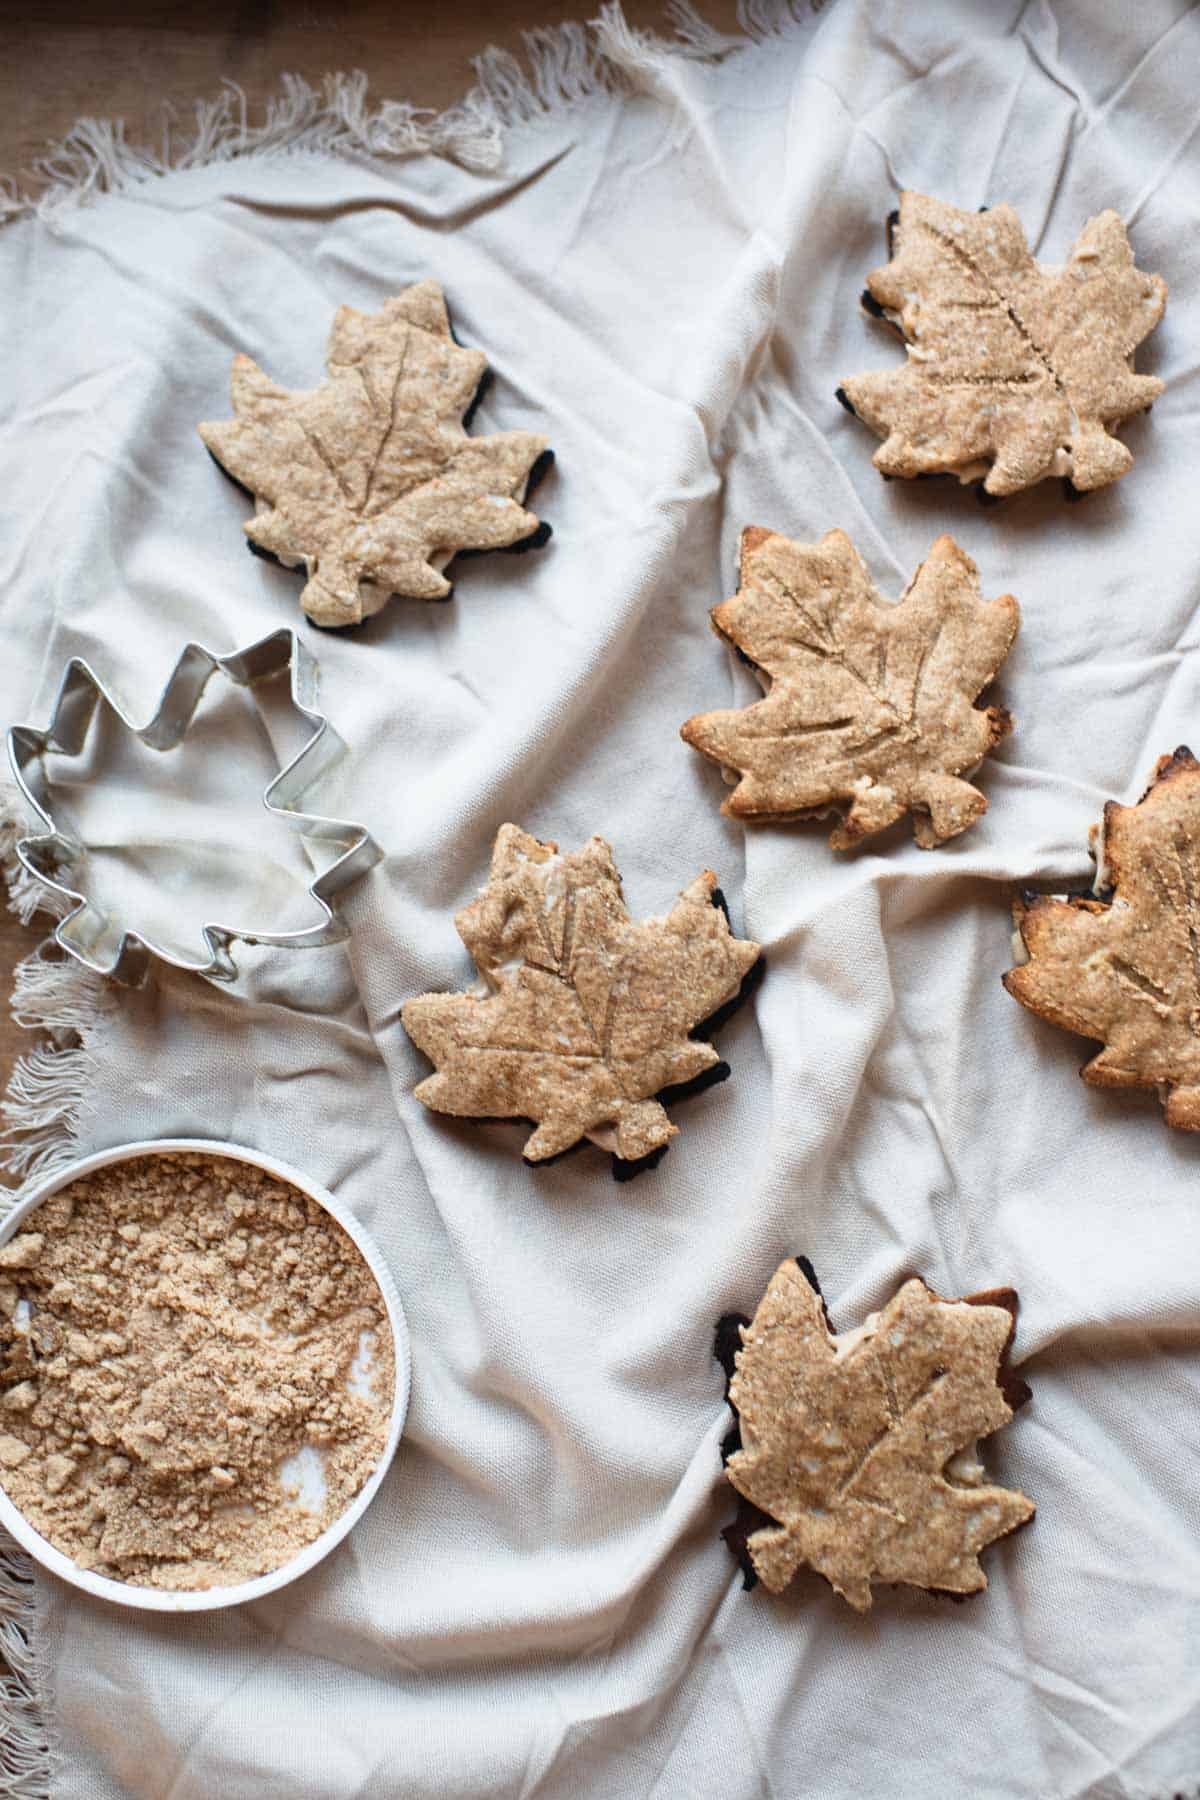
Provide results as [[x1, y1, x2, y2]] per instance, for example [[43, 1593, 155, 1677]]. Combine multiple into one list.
[[0, 1, 821, 223], [0, 795, 84, 1798], [0, 795, 110, 1201], [0, 1538, 55, 1800]]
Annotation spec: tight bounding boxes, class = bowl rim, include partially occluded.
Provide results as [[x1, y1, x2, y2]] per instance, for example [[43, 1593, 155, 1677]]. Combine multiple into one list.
[[0, 1136, 411, 1613]]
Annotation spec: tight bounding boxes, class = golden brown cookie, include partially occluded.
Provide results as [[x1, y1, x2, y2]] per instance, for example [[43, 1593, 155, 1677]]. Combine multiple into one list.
[[199, 281, 551, 627], [839, 191, 1166, 496], [720, 1258, 1034, 1612], [402, 825, 760, 1175], [1005, 746, 1200, 1128], [681, 528, 1018, 849]]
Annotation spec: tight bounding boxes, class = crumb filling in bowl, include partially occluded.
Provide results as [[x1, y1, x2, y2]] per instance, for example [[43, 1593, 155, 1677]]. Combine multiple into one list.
[[0, 1151, 395, 1592]]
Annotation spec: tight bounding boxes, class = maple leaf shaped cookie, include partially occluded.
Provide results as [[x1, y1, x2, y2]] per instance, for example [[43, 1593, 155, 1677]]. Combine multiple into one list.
[[402, 825, 761, 1173], [721, 1259, 1034, 1612], [1005, 747, 1200, 1129], [681, 528, 1018, 849], [840, 191, 1166, 495], [199, 281, 551, 628]]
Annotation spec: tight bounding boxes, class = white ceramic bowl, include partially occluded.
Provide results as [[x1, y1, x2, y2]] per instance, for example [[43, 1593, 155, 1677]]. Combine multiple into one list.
[[0, 1137, 410, 1613]]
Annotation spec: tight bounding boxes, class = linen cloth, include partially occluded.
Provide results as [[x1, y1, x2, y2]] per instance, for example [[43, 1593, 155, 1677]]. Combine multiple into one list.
[[1, 1, 1199, 1793]]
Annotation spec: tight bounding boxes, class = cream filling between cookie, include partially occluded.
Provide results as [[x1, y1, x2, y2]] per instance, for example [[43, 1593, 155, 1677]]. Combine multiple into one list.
[[944, 1443, 986, 1487], [1091, 824, 1110, 894], [830, 1312, 880, 1360]]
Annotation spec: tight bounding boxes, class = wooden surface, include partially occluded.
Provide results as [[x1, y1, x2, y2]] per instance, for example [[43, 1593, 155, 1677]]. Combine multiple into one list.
[[0, 0, 741, 1132]]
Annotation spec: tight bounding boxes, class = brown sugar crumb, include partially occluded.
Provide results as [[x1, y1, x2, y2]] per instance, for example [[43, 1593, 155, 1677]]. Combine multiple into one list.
[[0, 1152, 396, 1591]]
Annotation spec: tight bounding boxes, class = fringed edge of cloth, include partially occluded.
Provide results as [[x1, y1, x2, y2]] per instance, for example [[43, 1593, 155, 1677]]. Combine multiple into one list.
[[0, 789, 112, 1800], [0, 1, 826, 223]]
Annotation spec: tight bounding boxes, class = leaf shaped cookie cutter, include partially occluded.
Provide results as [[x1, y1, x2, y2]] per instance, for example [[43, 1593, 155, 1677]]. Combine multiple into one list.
[[7, 628, 382, 986]]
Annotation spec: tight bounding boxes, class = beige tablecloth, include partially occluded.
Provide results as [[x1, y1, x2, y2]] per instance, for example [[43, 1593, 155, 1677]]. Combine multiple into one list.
[[1, 2, 1198, 1794]]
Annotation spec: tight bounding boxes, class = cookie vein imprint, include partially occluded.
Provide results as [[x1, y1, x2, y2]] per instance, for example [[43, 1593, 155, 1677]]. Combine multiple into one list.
[[0, 1153, 395, 1591], [840, 190, 1166, 495], [1006, 746, 1200, 1129], [199, 280, 550, 628], [681, 528, 1018, 849], [402, 825, 760, 1166], [725, 1261, 1034, 1612]]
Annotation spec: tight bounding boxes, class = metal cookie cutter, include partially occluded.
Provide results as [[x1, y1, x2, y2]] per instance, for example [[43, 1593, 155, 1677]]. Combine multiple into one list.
[[7, 628, 382, 986]]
